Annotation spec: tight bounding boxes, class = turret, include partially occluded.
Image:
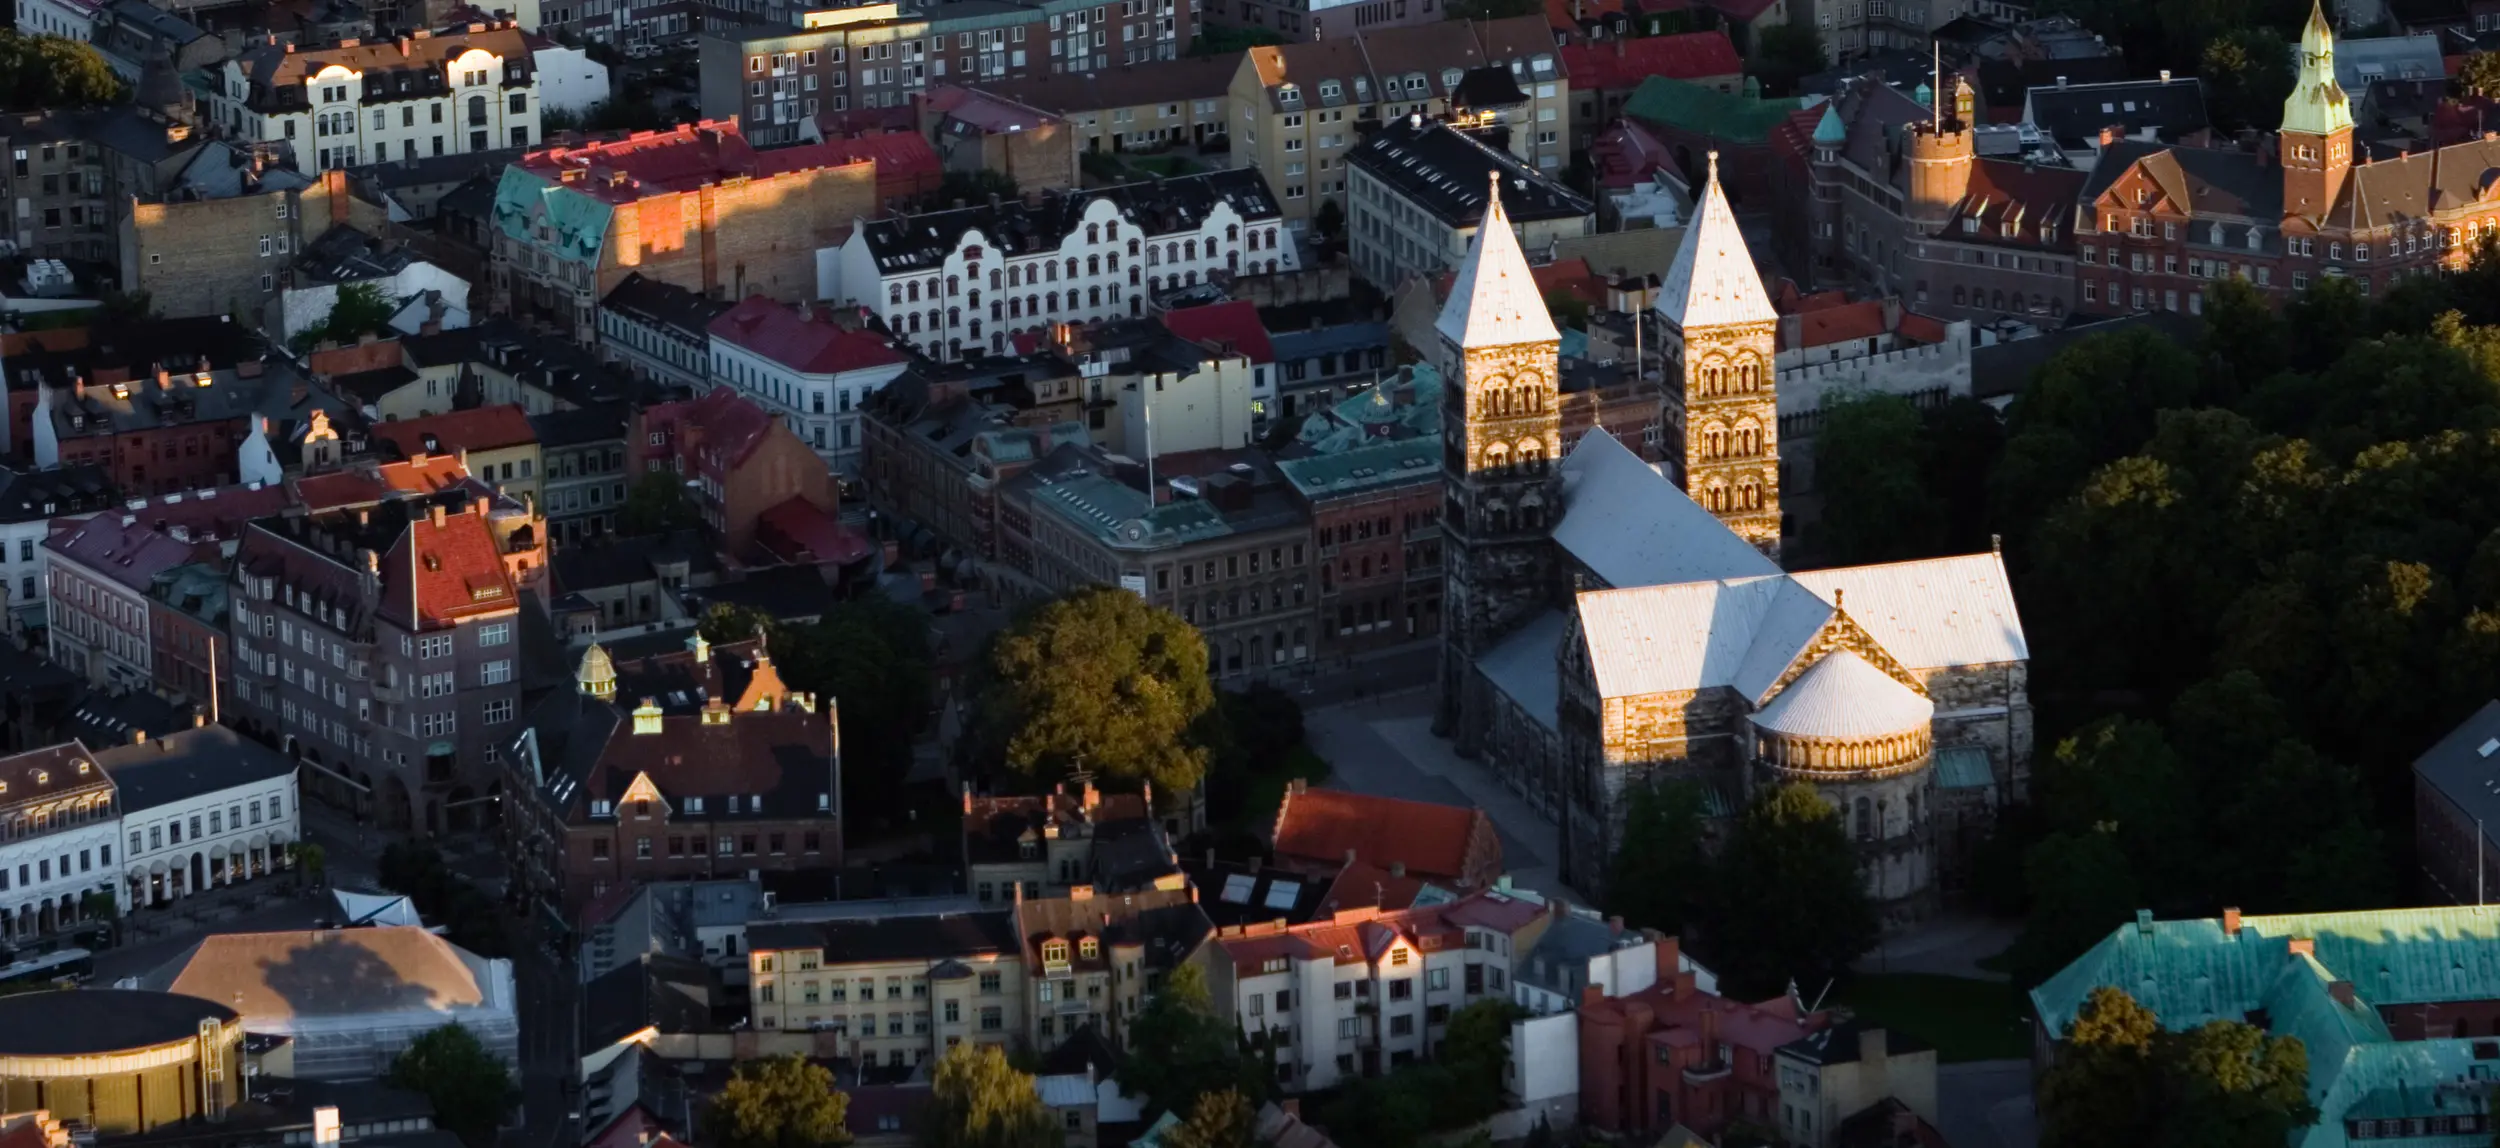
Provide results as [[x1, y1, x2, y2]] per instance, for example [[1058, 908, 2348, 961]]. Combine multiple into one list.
[[1903, 75, 1975, 227]]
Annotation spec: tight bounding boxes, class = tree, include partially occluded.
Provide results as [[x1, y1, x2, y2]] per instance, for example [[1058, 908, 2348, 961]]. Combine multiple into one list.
[[387, 1024, 516, 1146], [703, 1055, 852, 1148], [1313, 198, 1345, 240], [2465, 50, 2500, 98], [619, 469, 699, 535], [1700, 782, 1878, 999], [921, 1043, 1058, 1148], [1605, 780, 1708, 937], [1122, 963, 1260, 1119], [1544, 289, 1592, 331], [287, 842, 327, 890], [2200, 28, 2294, 133], [1810, 391, 1942, 565], [0, 33, 120, 110], [974, 586, 1216, 798], [293, 281, 398, 352], [2006, 828, 2138, 987], [1751, 22, 1827, 97], [1437, 999, 1523, 1125], [699, 601, 781, 647], [2038, 986, 2316, 1148], [1160, 1090, 1257, 1148]]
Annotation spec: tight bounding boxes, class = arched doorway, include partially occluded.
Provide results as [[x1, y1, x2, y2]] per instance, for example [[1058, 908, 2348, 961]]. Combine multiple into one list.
[[36, 901, 53, 935], [380, 776, 415, 833], [189, 852, 205, 894]]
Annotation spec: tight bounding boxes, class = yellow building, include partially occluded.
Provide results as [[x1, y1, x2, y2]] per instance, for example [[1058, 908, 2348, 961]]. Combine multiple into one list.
[[747, 911, 1027, 1067], [0, 990, 244, 1134], [370, 404, 544, 508]]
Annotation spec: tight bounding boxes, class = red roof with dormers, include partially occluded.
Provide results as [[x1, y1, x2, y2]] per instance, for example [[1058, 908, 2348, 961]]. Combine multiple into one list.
[[1561, 32, 1743, 93], [1210, 888, 1548, 976], [644, 388, 779, 470], [371, 404, 537, 460], [1161, 300, 1275, 365], [294, 455, 469, 511], [389, 506, 520, 627], [710, 296, 912, 377], [46, 481, 298, 591], [517, 120, 876, 205], [811, 132, 942, 184]]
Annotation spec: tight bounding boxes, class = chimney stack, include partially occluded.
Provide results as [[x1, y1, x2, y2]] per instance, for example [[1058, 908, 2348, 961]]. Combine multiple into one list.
[[2222, 907, 2242, 936]]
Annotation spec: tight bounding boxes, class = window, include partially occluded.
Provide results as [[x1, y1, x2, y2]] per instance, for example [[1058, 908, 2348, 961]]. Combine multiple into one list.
[[478, 623, 512, 646], [480, 659, 513, 686]]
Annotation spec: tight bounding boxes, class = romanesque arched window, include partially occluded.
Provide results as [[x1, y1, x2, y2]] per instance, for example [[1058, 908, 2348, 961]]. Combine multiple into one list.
[[1517, 440, 1543, 473], [1484, 444, 1510, 473], [1066, 258, 1080, 280], [907, 280, 921, 302], [1026, 294, 1038, 315], [1854, 797, 1873, 840], [1227, 224, 1240, 242]]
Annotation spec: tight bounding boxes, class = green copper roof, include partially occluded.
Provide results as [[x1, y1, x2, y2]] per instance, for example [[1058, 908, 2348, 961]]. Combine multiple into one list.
[[492, 167, 614, 268], [1812, 104, 1847, 145], [1935, 745, 1995, 790], [1277, 435, 1440, 499], [1620, 76, 1804, 146], [2034, 907, 2500, 1148]]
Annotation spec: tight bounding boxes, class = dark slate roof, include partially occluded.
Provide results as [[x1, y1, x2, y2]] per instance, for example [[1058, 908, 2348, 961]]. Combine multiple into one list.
[[1452, 65, 1528, 110], [517, 641, 832, 823], [2412, 699, 2500, 850], [582, 952, 716, 1048], [357, 145, 529, 190], [92, 724, 296, 813], [1013, 887, 1210, 974], [1182, 858, 1333, 926], [1969, 310, 2203, 399], [1778, 1019, 1932, 1065], [0, 990, 238, 1055], [1345, 117, 1591, 228], [62, 687, 190, 753], [528, 403, 629, 450], [2083, 140, 2279, 220], [0, 464, 116, 524], [746, 911, 1018, 963], [1979, 56, 2131, 113], [682, 565, 834, 624], [551, 529, 710, 593], [856, 168, 1281, 273], [600, 274, 732, 343], [2026, 76, 2210, 146]]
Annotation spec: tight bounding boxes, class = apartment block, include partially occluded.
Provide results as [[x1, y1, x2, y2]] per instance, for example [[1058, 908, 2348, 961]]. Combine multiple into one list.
[[225, 490, 536, 834], [746, 911, 1025, 1063], [45, 481, 294, 692], [822, 168, 1288, 364], [962, 782, 1172, 906], [1203, 890, 1550, 1091], [123, 160, 393, 324], [371, 404, 544, 506], [490, 121, 876, 337], [207, 24, 544, 175], [1345, 116, 1591, 292], [629, 387, 837, 558], [1228, 18, 1565, 226], [598, 273, 732, 392], [967, 51, 1238, 158], [706, 297, 911, 476], [1016, 885, 1211, 1052]]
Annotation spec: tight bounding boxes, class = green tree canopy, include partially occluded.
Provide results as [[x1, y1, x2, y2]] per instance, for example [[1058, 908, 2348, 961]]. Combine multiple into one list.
[[1750, 22, 1827, 97], [2039, 986, 2316, 1148], [2200, 28, 2294, 133], [1702, 782, 1878, 999], [921, 1043, 1059, 1148], [1605, 780, 1708, 937], [0, 33, 120, 110], [619, 469, 699, 535], [1121, 963, 1262, 1119], [702, 1055, 852, 1148], [974, 586, 1215, 798], [1809, 391, 1942, 565], [292, 282, 398, 352], [386, 1024, 516, 1146], [1437, 999, 1524, 1126], [2465, 50, 2500, 98], [1160, 1090, 1258, 1148]]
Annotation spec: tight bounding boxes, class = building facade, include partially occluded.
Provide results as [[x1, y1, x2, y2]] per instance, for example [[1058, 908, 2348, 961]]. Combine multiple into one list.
[[824, 168, 1290, 365], [598, 273, 731, 392], [746, 911, 1026, 1064], [0, 742, 126, 939], [97, 724, 300, 907], [1345, 117, 1592, 293], [707, 298, 911, 476], [207, 25, 544, 175], [629, 387, 838, 558]]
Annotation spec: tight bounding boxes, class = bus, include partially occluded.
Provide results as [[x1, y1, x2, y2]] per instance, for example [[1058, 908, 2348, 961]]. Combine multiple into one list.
[[0, 948, 91, 992]]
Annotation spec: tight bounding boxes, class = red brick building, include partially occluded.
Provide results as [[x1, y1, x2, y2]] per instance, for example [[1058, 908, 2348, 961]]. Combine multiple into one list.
[[1577, 936, 1832, 1140], [629, 388, 836, 560], [506, 635, 843, 913]]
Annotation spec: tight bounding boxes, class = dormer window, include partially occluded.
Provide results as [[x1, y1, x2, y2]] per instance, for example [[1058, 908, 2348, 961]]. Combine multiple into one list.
[[1439, 68, 1461, 89], [1020, 840, 1039, 859], [1277, 83, 1300, 104], [591, 799, 613, 817], [686, 797, 705, 814], [1080, 938, 1100, 959], [1043, 940, 1070, 964], [29, 771, 44, 784], [1961, 218, 1977, 234], [1319, 80, 1341, 101]]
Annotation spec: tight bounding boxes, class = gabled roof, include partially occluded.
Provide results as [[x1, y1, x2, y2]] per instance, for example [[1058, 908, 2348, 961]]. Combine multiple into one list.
[[708, 296, 910, 376], [1559, 32, 1742, 93], [1161, 301, 1274, 365], [1552, 428, 1778, 589], [2024, 75, 2210, 146], [1434, 169, 1560, 350], [642, 388, 779, 469], [1270, 786, 1495, 882], [512, 119, 869, 205], [1656, 154, 1774, 331], [371, 403, 538, 457], [387, 504, 521, 628]]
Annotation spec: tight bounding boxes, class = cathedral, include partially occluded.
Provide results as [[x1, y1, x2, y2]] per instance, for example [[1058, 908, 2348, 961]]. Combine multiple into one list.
[[1435, 159, 2034, 925]]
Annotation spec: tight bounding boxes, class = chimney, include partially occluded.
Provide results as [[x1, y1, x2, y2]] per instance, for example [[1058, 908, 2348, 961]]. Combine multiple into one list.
[[1859, 1026, 1888, 1065], [961, 783, 973, 814], [1608, 914, 1623, 936], [430, 503, 447, 527], [2222, 907, 2242, 937], [130, 729, 146, 745], [2289, 937, 2316, 957], [2100, 125, 2119, 148], [1081, 778, 1099, 811], [192, 712, 206, 728], [2160, 69, 2171, 83], [1069, 884, 1095, 901], [1656, 935, 1681, 982], [2328, 981, 2356, 1005]]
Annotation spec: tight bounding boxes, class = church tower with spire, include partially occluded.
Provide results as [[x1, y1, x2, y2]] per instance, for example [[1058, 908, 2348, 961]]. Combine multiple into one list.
[[2281, 0, 2355, 221], [1659, 153, 1781, 557], [1435, 171, 1563, 744]]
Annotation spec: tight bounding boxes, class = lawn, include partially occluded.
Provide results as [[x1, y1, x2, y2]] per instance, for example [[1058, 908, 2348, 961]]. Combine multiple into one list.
[[1832, 973, 2032, 1063]]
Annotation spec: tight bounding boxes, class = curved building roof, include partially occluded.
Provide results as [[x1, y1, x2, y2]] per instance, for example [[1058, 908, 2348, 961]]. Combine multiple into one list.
[[0, 990, 238, 1057], [1750, 650, 1931, 741]]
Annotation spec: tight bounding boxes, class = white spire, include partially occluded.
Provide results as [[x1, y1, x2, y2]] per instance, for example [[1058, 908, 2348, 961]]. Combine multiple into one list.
[[1435, 170, 1559, 349], [2282, 0, 2353, 138], [1657, 151, 1775, 331]]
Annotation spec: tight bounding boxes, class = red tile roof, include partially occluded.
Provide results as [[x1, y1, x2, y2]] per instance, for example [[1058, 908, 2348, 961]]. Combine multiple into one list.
[[709, 296, 912, 376], [1161, 300, 1275, 365], [307, 338, 404, 378], [295, 455, 468, 511], [1271, 786, 1497, 884], [47, 481, 297, 590], [1591, 118, 1676, 189], [1787, 301, 1889, 348], [646, 387, 780, 469], [1546, 0, 1627, 32], [754, 495, 873, 567], [389, 505, 520, 627], [1209, 888, 1542, 975], [372, 404, 537, 459], [1561, 32, 1742, 92], [517, 120, 875, 205]]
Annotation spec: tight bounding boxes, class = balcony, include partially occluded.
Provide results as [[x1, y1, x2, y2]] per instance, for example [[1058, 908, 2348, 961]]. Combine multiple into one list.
[[370, 677, 407, 705]]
